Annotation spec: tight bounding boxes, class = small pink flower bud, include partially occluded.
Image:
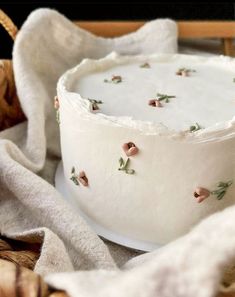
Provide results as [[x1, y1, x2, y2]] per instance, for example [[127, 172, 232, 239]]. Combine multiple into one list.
[[148, 99, 162, 107], [181, 70, 189, 77], [54, 96, 60, 109], [122, 142, 139, 157], [194, 187, 210, 203], [78, 171, 89, 187]]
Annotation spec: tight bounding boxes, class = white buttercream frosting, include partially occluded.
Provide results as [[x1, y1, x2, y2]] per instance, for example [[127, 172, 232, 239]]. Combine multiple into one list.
[[57, 53, 235, 248], [71, 53, 235, 130], [61, 53, 235, 137]]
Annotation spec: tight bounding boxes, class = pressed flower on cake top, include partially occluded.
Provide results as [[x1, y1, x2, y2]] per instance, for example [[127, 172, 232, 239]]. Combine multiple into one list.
[[104, 75, 122, 84], [148, 93, 176, 107]]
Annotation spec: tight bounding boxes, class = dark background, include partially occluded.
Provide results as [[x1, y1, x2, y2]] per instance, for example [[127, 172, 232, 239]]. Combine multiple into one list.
[[1, 2, 235, 22], [0, 2, 235, 58]]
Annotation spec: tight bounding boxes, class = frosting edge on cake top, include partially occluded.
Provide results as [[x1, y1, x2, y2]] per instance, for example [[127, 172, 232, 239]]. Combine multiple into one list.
[[57, 52, 235, 142]]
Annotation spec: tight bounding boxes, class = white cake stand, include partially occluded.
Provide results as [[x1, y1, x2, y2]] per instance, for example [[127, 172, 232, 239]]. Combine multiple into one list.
[[55, 161, 161, 252]]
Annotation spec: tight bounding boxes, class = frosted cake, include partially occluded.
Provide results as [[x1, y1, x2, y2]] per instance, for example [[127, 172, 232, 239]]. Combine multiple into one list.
[[56, 53, 235, 250]]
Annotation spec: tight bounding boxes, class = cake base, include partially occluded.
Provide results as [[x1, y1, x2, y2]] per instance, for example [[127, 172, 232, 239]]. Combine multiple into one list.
[[55, 161, 161, 252]]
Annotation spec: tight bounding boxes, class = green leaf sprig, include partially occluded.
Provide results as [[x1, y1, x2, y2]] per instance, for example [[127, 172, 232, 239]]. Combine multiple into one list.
[[88, 99, 103, 110], [211, 180, 233, 200], [156, 93, 176, 103], [118, 157, 135, 175], [56, 110, 60, 125], [140, 62, 150, 68], [70, 166, 79, 185], [189, 123, 202, 132]]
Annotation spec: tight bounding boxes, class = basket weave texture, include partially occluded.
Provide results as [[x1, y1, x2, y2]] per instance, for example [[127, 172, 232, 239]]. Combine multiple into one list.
[[0, 236, 68, 296], [0, 9, 25, 131]]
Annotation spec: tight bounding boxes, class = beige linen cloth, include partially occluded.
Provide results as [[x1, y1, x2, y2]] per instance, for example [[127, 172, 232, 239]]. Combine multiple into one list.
[[0, 8, 234, 297]]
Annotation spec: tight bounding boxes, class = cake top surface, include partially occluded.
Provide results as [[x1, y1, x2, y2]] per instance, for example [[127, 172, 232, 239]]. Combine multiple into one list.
[[59, 53, 235, 139]]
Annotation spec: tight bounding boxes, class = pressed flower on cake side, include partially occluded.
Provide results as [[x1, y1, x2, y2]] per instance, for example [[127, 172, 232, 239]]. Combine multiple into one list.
[[122, 142, 139, 157], [54, 96, 60, 124], [70, 167, 89, 187], [194, 181, 233, 203], [118, 142, 139, 174]]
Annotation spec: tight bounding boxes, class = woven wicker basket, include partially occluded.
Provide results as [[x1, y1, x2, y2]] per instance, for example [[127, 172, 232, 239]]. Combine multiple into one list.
[[0, 9, 25, 132]]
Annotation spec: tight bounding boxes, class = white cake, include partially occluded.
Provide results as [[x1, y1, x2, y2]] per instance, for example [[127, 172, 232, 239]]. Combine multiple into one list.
[[56, 53, 235, 250]]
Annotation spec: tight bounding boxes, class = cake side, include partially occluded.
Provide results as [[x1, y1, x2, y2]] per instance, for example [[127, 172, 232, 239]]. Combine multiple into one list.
[[56, 53, 235, 246]]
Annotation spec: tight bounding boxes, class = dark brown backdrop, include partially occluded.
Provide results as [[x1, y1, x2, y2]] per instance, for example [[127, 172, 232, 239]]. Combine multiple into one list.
[[0, 2, 234, 58]]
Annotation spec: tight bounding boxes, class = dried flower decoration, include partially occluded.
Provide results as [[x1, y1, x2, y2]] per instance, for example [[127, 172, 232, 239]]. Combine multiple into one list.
[[78, 171, 89, 187], [104, 75, 122, 84], [88, 99, 103, 111], [54, 96, 60, 109], [140, 62, 150, 68], [70, 167, 89, 187], [118, 157, 135, 174], [54, 96, 60, 124], [148, 99, 162, 108], [194, 187, 210, 203], [194, 180, 233, 203], [189, 123, 202, 132], [149, 93, 176, 107], [122, 142, 139, 157], [70, 167, 79, 185], [176, 68, 196, 77]]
